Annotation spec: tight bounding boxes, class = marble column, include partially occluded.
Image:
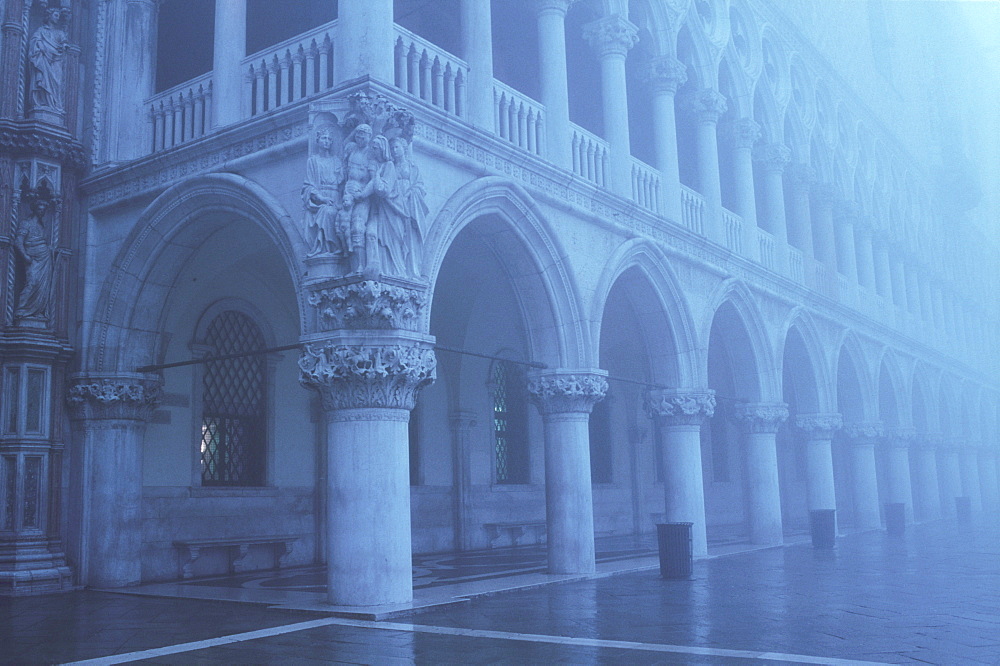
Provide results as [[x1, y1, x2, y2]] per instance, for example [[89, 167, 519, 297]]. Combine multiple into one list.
[[527, 369, 609, 575], [794, 414, 842, 516], [583, 15, 639, 197], [753, 143, 792, 245], [734, 403, 788, 546], [959, 442, 983, 512], [682, 89, 728, 243], [854, 221, 877, 291], [213, 0, 246, 127], [936, 437, 963, 518], [647, 56, 687, 223], [977, 445, 999, 514], [449, 411, 477, 551], [535, 0, 574, 169], [843, 423, 883, 530], [911, 434, 942, 521], [66, 376, 161, 588], [644, 389, 716, 558], [784, 164, 815, 254], [725, 118, 762, 258], [102, 0, 158, 161], [810, 184, 838, 269], [460, 0, 494, 130], [832, 202, 859, 283], [335, 0, 394, 85], [884, 428, 916, 524]]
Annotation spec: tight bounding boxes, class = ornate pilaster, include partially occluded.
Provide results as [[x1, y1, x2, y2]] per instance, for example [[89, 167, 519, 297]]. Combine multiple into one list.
[[526, 369, 608, 415], [733, 402, 789, 434], [643, 388, 716, 427], [646, 56, 687, 94], [754, 143, 791, 174], [794, 412, 843, 439], [581, 15, 639, 60], [682, 88, 728, 124]]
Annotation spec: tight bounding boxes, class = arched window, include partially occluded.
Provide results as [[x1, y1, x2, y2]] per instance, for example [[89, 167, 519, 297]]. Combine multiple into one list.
[[199, 310, 267, 486], [491, 359, 529, 484]]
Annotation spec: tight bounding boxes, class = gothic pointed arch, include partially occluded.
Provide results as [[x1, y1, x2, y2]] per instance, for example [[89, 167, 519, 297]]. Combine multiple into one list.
[[777, 307, 832, 412], [833, 330, 876, 422]]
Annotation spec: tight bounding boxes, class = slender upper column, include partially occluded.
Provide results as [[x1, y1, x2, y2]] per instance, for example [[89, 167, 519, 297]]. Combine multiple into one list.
[[527, 369, 609, 575], [884, 427, 916, 524], [102, 0, 158, 161], [784, 164, 815, 254], [66, 376, 162, 588], [958, 441, 983, 512], [888, 247, 909, 312], [583, 15, 639, 196], [644, 389, 716, 557], [212, 0, 246, 127], [460, 0, 494, 130], [449, 410, 478, 551], [854, 221, 877, 291], [832, 201, 859, 283], [647, 56, 687, 223], [335, 0, 394, 85], [682, 88, 728, 243], [794, 413, 842, 513], [725, 118, 762, 256], [535, 0, 575, 168], [734, 402, 788, 545], [905, 258, 922, 316], [842, 423, 883, 530], [753, 143, 791, 245], [912, 434, 942, 521], [872, 233, 894, 299], [810, 183, 838, 268]]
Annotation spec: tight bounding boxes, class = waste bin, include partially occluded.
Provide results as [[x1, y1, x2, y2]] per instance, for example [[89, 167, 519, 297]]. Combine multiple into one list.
[[955, 496, 972, 523], [885, 502, 905, 536], [656, 522, 693, 579], [809, 509, 836, 549]]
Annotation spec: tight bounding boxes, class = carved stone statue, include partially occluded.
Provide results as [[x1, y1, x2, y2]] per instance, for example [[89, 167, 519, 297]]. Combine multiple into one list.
[[29, 3, 71, 121], [302, 93, 428, 280], [14, 194, 55, 326]]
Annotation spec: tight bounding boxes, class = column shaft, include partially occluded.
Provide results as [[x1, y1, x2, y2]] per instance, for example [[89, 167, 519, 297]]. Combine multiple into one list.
[[890, 256, 909, 311], [660, 425, 708, 557], [104, 0, 158, 161], [652, 89, 681, 220], [855, 226, 877, 290], [980, 451, 999, 513], [833, 204, 859, 282], [542, 412, 596, 573], [804, 437, 837, 510], [810, 187, 837, 267], [754, 145, 791, 245], [936, 445, 962, 517], [844, 427, 882, 530], [959, 446, 982, 512], [913, 443, 942, 521], [785, 166, 814, 253], [735, 403, 787, 546], [212, 0, 246, 127], [873, 242, 893, 298], [886, 442, 914, 523], [460, 0, 494, 130], [536, 3, 572, 168], [335, 0, 394, 84]]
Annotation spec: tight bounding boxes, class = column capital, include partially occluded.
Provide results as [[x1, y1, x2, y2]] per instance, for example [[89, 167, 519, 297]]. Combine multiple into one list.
[[842, 422, 885, 443], [785, 163, 815, 194], [448, 410, 477, 431], [810, 182, 838, 207], [66, 375, 162, 421], [833, 200, 859, 226], [645, 56, 688, 94], [794, 412, 843, 439], [884, 426, 917, 448], [526, 369, 608, 415], [733, 402, 788, 434], [582, 15, 639, 59], [916, 432, 944, 450], [534, 0, 578, 17], [643, 388, 716, 426], [724, 117, 761, 151], [681, 88, 728, 123], [298, 335, 436, 411], [753, 143, 791, 173]]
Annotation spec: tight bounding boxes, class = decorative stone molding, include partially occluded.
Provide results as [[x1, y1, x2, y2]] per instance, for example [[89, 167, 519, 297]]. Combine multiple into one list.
[[753, 143, 791, 174], [526, 369, 608, 415], [682, 88, 728, 123], [842, 422, 885, 442], [582, 15, 639, 59], [646, 56, 688, 94], [298, 341, 436, 411], [733, 402, 789, 434], [0, 121, 87, 168], [66, 376, 162, 421], [643, 389, 716, 427], [794, 413, 843, 439], [307, 279, 428, 332], [725, 118, 761, 151]]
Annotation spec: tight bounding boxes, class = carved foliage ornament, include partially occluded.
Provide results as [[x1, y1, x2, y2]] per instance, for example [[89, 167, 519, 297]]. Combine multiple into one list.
[[733, 402, 789, 434], [842, 422, 884, 441], [646, 57, 688, 94], [526, 371, 608, 415], [794, 413, 843, 437], [582, 15, 639, 59], [683, 89, 728, 123], [308, 280, 427, 332], [753, 143, 791, 173], [726, 118, 761, 151], [298, 343, 436, 411], [644, 389, 716, 426], [66, 378, 162, 421]]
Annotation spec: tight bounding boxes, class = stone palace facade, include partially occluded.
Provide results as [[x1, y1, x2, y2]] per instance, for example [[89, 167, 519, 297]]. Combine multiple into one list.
[[1, 0, 997, 604]]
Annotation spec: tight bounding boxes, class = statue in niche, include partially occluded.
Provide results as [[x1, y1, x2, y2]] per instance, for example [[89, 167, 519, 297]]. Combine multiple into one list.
[[14, 189, 56, 326], [302, 93, 428, 280], [28, 2, 71, 120]]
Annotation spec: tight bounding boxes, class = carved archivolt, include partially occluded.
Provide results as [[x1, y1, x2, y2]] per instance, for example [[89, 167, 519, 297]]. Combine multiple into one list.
[[526, 370, 609, 415], [643, 388, 716, 426]]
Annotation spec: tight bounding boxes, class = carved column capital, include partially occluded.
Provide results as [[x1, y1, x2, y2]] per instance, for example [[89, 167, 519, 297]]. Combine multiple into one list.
[[733, 402, 789, 434], [810, 182, 838, 208], [753, 143, 791, 174], [526, 369, 608, 415], [298, 335, 436, 411], [682, 88, 728, 123], [306, 277, 429, 333], [66, 375, 162, 421], [646, 56, 688, 94], [884, 426, 917, 449], [794, 413, 843, 439], [785, 163, 816, 195], [842, 422, 885, 444], [644, 388, 716, 427], [833, 200, 859, 226], [725, 118, 761, 151], [582, 15, 639, 59]]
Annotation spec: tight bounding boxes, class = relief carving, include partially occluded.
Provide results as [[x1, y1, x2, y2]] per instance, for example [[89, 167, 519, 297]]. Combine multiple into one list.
[[67, 377, 162, 421]]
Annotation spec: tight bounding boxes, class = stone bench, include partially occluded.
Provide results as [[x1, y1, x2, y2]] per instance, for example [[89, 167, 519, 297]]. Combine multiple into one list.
[[484, 522, 546, 548], [173, 535, 298, 579]]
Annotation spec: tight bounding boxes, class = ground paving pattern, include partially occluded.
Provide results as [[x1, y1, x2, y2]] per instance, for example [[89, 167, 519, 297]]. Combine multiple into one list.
[[2, 518, 998, 664]]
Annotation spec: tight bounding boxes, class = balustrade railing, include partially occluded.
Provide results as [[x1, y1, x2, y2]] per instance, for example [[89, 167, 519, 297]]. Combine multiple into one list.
[[244, 20, 337, 117], [630, 157, 661, 213], [723, 208, 742, 254], [680, 185, 704, 235], [394, 25, 468, 117], [570, 124, 609, 187], [148, 73, 213, 153], [493, 81, 544, 156], [788, 246, 805, 284], [757, 228, 776, 270]]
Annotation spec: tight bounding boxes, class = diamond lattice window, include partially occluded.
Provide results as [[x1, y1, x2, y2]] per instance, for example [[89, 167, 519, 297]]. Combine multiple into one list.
[[200, 310, 267, 486], [492, 360, 529, 484]]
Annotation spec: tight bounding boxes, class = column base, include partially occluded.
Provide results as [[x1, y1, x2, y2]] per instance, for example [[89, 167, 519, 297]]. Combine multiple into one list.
[[0, 537, 74, 596]]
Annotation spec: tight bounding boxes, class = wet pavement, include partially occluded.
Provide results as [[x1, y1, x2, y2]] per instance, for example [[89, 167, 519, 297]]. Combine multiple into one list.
[[2, 518, 999, 664]]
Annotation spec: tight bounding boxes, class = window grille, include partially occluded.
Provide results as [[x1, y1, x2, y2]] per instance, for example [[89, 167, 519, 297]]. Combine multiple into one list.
[[492, 360, 529, 484], [200, 310, 267, 486]]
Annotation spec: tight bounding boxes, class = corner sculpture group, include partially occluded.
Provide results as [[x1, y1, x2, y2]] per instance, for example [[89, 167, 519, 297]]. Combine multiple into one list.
[[303, 93, 429, 279]]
